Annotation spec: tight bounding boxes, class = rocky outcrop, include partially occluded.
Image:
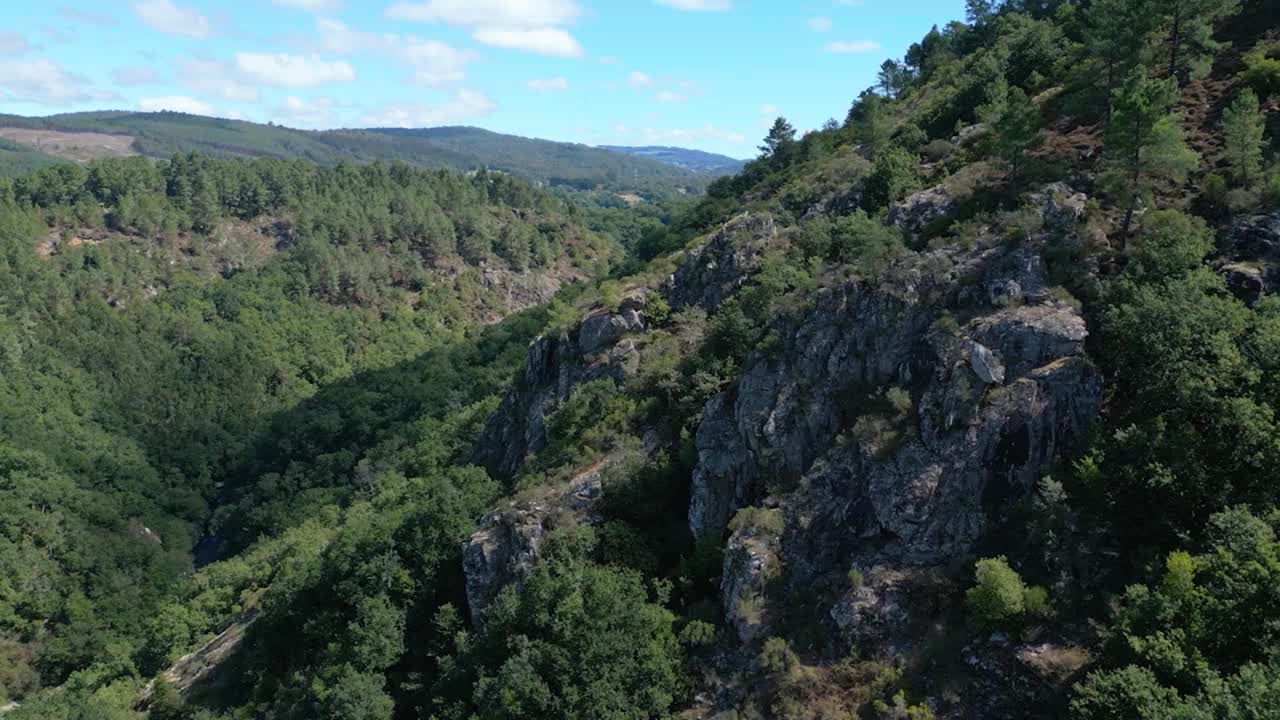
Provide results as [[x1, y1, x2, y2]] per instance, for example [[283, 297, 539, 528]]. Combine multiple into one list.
[[462, 463, 605, 624], [468, 292, 648, 481], [1215, 211, 1280, 307], [695, 187, 1101, 650], [889, 185, 957, 239], [666, 213, 775, 311], [719, 515, 781, 642]]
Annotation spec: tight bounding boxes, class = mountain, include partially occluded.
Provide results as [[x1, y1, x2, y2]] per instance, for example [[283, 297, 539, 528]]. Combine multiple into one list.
[[4, 2, 1280, 720], [0, 112, 708, 197], [599, 145, 748, 175]]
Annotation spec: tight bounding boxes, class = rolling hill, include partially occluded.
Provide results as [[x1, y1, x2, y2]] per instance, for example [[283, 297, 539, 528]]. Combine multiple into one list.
[[0, 112, 710, 197], [599, 145, 747, 175]]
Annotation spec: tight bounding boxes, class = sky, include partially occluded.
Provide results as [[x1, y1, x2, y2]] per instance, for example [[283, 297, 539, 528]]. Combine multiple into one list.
[[0, 0, 966, 158]]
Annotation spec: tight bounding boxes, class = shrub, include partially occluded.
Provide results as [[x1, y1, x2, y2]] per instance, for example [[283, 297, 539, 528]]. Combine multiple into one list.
[[1242, 44, 1280, 96], [847, 568, 865, 592], [1267, 174, 1280, 208], [1201, 173, 1228, 216], [679, 620, 718, 647], [965, 556, 1026, 629], [922, 139, 956, 163], [757, 637, 798, 674], [862, 147, 923, 211], [1022, 585, 1052, 620], [729, 506, 786, 538]]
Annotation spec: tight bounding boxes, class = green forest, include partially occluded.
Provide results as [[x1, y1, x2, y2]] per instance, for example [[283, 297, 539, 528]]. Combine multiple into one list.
[[1, 0, 1279, 718]]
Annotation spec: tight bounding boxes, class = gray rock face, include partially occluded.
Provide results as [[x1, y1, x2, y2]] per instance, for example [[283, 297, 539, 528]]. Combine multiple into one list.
[[462, 466, 604, 624], [689, 190, 1101, 651], [469, 292, 648, 481], [889, 184, 957, 239], [667, 213, 775, 312], [1216, 211, 1280, 307], [720, 522, 780, 642]]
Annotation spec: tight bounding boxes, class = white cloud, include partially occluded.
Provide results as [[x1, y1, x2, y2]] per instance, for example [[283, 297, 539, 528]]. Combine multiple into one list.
[[133, 0, 210, 38], [528, 76, 569, 91], [655, 90, 686, 103], [808, 17, 833, 32], [833, 0, 865, 5], [272, 95, 336, 127], [180, 58, 259, 101], [272, 0, 342, 11], [637, 124, 746, 144], [314, 19, 476, 87], [113, 65, 159, 86], [471, 27, 582, 58], [386, 0, 580, 26], [760, 104, 778, 115], [0, 32, 30, 55], [824, 40, 881, 53], [628, 71, 653, 87], [59, 7, 117, 25], [359, 88, 497, 127], [0, 58, 95, 104], [386, 0, 583, 58], [235, 53, 355, 87], [139, 95, 213, 114], [654, 0, 731, 9]]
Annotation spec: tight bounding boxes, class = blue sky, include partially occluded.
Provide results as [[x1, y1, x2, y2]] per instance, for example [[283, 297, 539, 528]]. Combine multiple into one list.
[[0, 0, 965, 157]]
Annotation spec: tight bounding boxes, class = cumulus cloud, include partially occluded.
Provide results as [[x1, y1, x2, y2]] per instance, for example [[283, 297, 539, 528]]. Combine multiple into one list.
[[627, 71, 653, 88], [386, 0, 584, 58], [655, 90, 686, 103], [0, 58, 97, 104], [139, 95, 214, 114], [179, 58, 259, 101], [272, 0, 342, 11], [133, 0, 210, 38], [314, 19, 477, 87], [386, 0, 580, 26], [359, 88, 497, 127], [113, 65, 159, 86], [235, 53, 355, 87], [654, 0, 732, 9], [471, 27, 581, 58], [824, 40, 881, 53], [528, 77, 569, 91], [808, 17, 833, 32], [272, 95, 337, 127]]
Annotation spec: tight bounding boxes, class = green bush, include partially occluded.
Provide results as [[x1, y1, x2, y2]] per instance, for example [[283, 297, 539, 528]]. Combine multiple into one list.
[[679, 620, 718, 647], [757, 636, 797, 674], [862, 147, 923, 211], [965, 556, 1026, 629], [1267, 174, 1280, 208], [1242, 44, 1280, 96], [1022, 585, 1052, 620]]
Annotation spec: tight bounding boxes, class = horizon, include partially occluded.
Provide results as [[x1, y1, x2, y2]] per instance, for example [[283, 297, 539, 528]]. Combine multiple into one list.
[[0, 0, 965, 157]]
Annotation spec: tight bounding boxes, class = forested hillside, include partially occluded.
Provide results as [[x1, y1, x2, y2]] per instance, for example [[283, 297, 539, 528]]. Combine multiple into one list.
[[2, 0, 1280, 719], [0, 113, 707, 198]]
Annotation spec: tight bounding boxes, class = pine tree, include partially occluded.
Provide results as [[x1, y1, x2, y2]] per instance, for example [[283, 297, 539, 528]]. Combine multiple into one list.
[[1083, 0, 1155, 120], [877, 60, 911, 99], [1160, 0, 1241, 85], [1104, 71, 1200, 242], [1222, 89, 1266, 187], [759, 117, 797, 165], [991, 86, 1042, 194]]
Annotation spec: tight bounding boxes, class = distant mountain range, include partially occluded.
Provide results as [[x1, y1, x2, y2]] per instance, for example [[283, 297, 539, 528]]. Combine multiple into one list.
[[0, 112, 739, 196], [600, 145, 747, 176]]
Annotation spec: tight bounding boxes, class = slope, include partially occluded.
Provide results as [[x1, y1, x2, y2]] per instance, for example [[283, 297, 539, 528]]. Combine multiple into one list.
[[600, 144, 748, 175], [0, 112, 708, 197]]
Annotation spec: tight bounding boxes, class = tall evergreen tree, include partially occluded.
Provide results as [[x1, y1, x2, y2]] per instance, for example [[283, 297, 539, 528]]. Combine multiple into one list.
[[1083, 0, 1155, 120], [759, 117, 797, 165], [1222, 89, 1267, 187], [1160, 0, 1241, 85], [1103, 71, 1200, 242], [991, 86, 1042, 194]]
